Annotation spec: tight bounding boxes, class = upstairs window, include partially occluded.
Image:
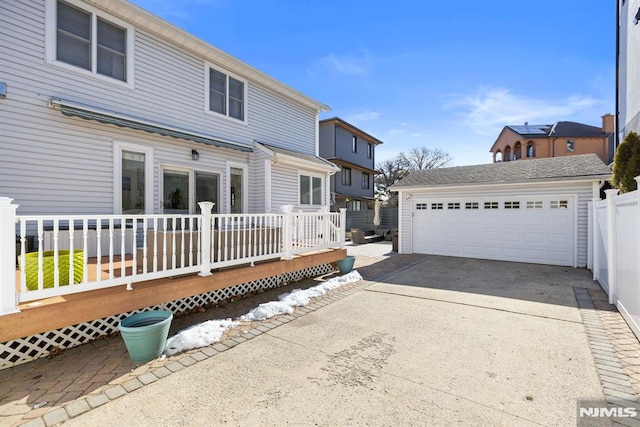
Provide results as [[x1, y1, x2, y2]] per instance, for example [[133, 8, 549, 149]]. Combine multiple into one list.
[[341, 167, 352, 186], [207, 65, 246, 121], [361, 172, 370, 189], [352, 136, 358, 153], [566, 140, 575, 152], [50, 0, 132, 83], [367, 143, 372, 159]]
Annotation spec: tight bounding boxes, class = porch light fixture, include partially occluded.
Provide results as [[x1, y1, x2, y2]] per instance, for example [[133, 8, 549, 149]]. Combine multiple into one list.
[[191, 149, 199, 161]]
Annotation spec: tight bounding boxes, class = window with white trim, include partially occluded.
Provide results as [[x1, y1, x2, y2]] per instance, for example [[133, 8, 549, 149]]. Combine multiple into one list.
[[416, 203, 428, 210], [431, 203, 443, 210], [526, 201, 543, 209], [49, 0, 133, 83], [484, 202, 499, 209], [206, 65, 246, 121], [448, 202, 460, 209], [113, 142, 153, 214], [367, 143, 372, 159], [299, 174, 322, 206], [352, 136, 358, 153], [465, 202, 479, 209]]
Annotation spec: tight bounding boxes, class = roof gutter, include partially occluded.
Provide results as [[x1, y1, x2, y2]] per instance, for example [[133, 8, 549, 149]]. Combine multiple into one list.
[[390, 174, 612, 192]]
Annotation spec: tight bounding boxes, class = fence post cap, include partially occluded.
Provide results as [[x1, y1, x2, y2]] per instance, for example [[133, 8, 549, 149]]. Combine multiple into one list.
[[197, 201, 215, 212]]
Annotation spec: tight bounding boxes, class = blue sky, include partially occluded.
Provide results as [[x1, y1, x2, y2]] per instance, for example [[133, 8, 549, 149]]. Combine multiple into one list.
[[131, 0, 615, 166]]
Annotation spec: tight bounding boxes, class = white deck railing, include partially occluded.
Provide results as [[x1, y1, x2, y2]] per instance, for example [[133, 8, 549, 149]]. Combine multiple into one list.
[[0, 199, 346, 314]]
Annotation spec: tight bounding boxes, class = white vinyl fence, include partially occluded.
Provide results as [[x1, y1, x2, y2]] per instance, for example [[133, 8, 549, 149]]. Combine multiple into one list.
[[591, 177, 640, 340], [0, 199, 346, 315]]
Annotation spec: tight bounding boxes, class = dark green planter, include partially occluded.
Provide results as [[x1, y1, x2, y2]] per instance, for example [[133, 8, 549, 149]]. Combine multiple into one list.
[[118, 310, 173, 363], [336, 255, 356, 274]]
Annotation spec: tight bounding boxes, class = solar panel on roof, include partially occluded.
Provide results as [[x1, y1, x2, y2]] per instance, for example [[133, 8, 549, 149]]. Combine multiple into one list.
[[508, 125, 551, 135]]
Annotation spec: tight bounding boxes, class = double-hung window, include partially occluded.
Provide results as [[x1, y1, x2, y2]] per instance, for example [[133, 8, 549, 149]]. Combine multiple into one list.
[[49, 0, 132, 83], [207, 64, 246, 121], [300, 174, 322, 206], [342, 167, 352, 186], [361, 173, 370, 189]]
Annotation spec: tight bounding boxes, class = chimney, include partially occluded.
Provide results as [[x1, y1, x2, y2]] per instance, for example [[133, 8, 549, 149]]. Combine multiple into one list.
[[602, 113, 614, 133]]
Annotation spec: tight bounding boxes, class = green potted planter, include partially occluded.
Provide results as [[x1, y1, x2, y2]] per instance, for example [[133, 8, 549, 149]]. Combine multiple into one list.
[[22, 250, 84, 290], [118, 310, 173, 363], [336, 255, 356, 274]]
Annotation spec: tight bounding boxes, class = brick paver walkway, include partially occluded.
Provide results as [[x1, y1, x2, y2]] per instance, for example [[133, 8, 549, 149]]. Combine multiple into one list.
[[589, 288, 640, 397], [1, 250, 639, 426], [0, 252, 420, 426]]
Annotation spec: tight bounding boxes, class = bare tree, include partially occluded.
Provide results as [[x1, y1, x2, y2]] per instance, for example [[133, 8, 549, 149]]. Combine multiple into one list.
[[375, 147, 451, 204], [398, 147, 451, 171]]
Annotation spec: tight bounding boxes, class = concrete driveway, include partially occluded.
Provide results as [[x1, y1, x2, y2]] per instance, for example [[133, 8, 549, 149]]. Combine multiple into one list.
[[62, 256, 605, 426]]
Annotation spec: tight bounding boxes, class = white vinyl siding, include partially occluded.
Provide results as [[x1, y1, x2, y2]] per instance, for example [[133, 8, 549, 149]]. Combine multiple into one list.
[[1, 0, 321, 215], [398, 182, 595, 267], [205, 64, 246, 122], [46, 0, 134, 86], [4, 1, 317, 156]]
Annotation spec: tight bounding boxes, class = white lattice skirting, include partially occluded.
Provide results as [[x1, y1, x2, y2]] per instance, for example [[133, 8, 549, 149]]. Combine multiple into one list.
[[0, 264, 334, 370]]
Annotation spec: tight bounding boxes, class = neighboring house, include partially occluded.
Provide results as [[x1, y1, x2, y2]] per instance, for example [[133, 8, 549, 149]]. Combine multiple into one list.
[[391, 154, 611, 267], [0, 0, 339, 217], [490, 115, 615, 164], [318, 117, 383, 212], [617, 0, 640, 142]]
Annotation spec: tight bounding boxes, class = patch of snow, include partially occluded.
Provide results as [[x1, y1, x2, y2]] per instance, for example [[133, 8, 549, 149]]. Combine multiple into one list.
[[164, 319, 238, 356], [163, 270, 362, 355], [241, 271, 362, 321]]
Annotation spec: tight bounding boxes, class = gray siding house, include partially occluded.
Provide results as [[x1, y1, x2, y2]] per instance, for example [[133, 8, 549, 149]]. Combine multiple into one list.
[[0, 0, 339, 217], [318, 117, 383, 212]]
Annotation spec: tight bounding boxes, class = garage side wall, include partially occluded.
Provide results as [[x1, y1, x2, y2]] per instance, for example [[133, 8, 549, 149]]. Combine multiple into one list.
[[398, 181, 597, 267]]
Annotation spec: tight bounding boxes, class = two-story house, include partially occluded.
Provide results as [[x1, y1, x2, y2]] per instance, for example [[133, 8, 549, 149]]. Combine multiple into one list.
[[0, 0, 339, 218], [489, 114, 615, 164], [0, 0, 349, 369], [318, 117, 383, 212]]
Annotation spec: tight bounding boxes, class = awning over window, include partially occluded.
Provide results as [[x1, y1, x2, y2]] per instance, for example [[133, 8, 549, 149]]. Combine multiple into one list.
[[49, 98, 253, 153]]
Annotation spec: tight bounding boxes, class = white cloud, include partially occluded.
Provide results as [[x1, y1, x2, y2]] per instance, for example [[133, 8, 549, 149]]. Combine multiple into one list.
[[316, 50, 372, 76], [445, 87, 605, 136], [344, 109, 381, 123]]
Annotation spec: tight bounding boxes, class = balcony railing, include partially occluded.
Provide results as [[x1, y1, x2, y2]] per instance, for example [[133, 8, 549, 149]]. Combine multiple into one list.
[[0, 199, 346, 314]]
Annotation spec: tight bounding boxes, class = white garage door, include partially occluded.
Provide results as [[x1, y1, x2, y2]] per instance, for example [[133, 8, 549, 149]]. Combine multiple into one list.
[[412, 196, 575, 266]]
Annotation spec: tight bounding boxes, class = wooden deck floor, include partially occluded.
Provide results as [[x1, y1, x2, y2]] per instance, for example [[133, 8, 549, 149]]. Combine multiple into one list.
[[2, 248, 346, 342]]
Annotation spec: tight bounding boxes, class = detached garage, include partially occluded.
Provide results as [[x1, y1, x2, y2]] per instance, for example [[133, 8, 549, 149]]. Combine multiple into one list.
[[392, 154, 611, 267]]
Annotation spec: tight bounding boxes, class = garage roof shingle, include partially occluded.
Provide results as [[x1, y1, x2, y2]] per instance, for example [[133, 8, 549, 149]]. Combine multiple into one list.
[[392, 154, 611, 188]]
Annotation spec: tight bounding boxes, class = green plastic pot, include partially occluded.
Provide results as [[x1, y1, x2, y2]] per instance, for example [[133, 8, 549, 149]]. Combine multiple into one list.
[[336, 255, 356, 274], [118, 310, 173, 363], [22, 250, 84, 290]]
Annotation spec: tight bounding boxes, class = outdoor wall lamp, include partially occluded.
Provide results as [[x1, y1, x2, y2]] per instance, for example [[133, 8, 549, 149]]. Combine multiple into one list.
[[191, 149, 199, 161]]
